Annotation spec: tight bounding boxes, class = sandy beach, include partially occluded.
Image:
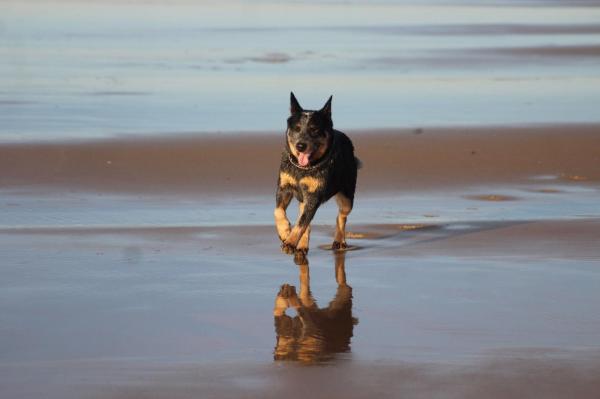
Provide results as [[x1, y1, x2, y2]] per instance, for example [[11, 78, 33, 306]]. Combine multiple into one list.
[[1, 125, 600, 398], [2, 0, 600, 397], [2, 124, 600, 194]]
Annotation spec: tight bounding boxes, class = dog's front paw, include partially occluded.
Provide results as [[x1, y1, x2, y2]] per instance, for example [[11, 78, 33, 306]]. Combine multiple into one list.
[[332, 241, 348, 250], [281, 242, 296, 255]]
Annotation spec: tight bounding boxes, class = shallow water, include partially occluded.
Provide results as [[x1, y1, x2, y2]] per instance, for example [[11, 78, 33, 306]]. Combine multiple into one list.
[[2, 208, 600, 398], [1, 179, 599, 230], [2, 0, 600, 141], [2, 176, 600, 397]]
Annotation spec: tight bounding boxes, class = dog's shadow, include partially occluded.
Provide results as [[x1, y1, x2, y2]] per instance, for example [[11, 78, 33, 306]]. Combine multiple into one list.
[[273, 252, 358, 363]]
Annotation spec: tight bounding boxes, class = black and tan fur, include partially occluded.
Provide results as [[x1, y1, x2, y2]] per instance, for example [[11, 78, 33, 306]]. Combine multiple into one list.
[[274, 92, 359, 257]]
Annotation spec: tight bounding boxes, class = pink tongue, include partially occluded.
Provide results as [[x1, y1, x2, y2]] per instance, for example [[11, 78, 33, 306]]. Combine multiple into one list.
[[298, 152, 311, 167]]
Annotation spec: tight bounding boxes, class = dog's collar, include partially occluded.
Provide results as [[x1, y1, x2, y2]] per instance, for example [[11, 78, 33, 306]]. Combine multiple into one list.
[[288, 133, 335, 171], [288, 153, 330, 171]]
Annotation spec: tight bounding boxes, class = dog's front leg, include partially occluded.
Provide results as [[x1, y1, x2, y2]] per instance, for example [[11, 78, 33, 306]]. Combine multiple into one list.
[[274, 187, 293, 242], [281, 200, 319, 256]]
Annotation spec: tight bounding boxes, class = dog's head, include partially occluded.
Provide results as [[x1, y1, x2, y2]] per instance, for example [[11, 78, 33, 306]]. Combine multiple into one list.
[[286, 92, 333, 167]]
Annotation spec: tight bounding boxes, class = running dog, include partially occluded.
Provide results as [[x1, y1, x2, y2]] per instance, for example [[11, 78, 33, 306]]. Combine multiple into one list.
[[274, 92, 359, 257]]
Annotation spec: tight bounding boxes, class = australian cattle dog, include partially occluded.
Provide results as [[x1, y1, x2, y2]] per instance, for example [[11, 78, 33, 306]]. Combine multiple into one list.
[[274, 93, 359, 258]]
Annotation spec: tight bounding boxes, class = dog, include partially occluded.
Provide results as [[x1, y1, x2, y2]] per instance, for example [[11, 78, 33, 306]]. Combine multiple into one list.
[[274, 92, 359, 257], [273, 252, 357, 363]]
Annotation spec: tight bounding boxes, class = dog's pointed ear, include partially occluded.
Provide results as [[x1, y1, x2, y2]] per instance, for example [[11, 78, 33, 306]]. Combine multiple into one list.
[[290, 92, 303, 114], [320, 95, 333, 118]]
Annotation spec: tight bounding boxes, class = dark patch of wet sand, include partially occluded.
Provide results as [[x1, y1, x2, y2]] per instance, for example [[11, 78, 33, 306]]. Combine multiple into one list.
[[465, 194, 519, 201], [374, 44, 600, 67]]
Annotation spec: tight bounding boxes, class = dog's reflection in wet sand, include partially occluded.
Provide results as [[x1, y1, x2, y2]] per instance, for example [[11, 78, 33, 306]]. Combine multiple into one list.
[[273, 252, 358, 363]]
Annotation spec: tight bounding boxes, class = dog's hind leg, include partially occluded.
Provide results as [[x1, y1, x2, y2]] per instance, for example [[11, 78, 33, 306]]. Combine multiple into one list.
[[333, 193, 352, 249], [274, 188, 293, 242]]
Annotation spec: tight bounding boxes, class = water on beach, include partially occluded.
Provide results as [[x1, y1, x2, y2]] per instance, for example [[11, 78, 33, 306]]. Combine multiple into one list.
[[2, 2, 600, 398], [2, 0, 600, 141]]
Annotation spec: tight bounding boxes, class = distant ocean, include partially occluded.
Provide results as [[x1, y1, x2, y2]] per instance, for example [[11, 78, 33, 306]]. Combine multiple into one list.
[[1, 0, 600, 142]]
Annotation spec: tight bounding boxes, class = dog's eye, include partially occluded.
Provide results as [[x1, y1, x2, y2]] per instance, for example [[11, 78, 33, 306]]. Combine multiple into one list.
[[309, 130, 322, 138]]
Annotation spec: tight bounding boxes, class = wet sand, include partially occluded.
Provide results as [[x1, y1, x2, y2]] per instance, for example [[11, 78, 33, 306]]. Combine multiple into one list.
[[1, 221, 600, 398], [1, 125, 600, 398]]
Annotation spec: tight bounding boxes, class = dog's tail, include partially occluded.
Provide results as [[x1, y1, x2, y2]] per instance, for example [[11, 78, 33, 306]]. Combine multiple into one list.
[[355, 157, 363, 170]]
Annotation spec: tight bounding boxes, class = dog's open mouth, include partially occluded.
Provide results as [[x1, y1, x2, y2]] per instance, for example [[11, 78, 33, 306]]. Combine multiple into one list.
[[297, 152, 312, 167]]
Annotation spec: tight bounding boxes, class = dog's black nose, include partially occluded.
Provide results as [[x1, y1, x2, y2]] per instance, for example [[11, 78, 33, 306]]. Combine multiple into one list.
[[296, 142, 307, 152]]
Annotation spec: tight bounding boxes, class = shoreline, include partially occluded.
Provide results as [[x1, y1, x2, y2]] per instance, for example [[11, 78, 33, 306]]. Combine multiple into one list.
[[1, 123, 599, 195], [1, 218, 599, 260]]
